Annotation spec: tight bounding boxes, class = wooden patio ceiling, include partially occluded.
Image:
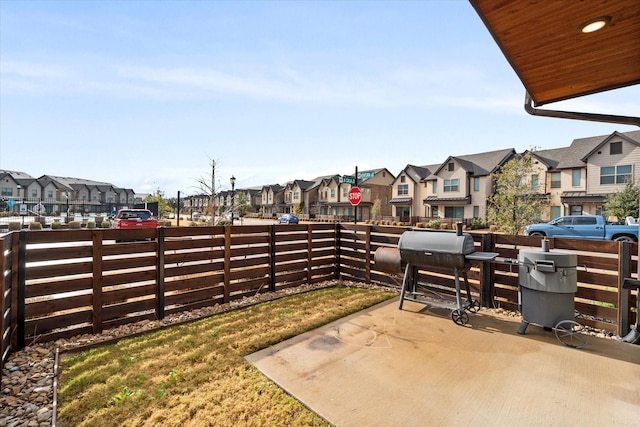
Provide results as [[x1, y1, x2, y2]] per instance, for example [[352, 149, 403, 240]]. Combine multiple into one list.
[[469, 0, 640, 108]]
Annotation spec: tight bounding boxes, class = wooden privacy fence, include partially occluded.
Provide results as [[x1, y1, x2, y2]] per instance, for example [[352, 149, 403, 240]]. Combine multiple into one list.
[[2, 224, 638, 372], [337, 224, 637, 334]]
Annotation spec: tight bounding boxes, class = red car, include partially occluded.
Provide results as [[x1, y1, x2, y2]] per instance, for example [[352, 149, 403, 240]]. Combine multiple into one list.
[[111, 209, 159, 229]]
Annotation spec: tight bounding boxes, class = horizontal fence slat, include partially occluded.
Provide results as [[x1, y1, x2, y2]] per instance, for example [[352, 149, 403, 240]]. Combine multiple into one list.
[[1, 223, 635, 367]]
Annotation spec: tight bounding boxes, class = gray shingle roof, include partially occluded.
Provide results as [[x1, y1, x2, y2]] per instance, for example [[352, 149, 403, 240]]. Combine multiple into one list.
[[400, 164, 439, 183], [434, 148, 515, 176], [532, 130, 640, 169]]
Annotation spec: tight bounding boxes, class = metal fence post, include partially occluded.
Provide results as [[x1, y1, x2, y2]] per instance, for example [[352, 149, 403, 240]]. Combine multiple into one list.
[[481, 232, 494, 308], [618, 241, 630, 337]]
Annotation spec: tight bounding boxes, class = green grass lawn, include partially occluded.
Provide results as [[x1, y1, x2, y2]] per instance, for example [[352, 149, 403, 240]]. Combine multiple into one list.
[[57, 287, 396, 426]]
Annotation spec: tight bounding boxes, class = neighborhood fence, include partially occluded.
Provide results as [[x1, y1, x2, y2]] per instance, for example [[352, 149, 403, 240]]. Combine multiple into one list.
[[1, 224, 638, 375]]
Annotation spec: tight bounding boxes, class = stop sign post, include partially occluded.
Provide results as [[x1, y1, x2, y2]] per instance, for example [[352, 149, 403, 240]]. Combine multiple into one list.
[[348, 186, 362, 206]]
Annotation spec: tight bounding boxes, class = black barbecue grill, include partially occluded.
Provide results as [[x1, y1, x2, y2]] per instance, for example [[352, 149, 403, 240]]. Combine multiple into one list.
[[375, 224, 498, 326]]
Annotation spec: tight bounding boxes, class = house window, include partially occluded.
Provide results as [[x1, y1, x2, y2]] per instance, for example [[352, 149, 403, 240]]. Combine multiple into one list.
[[595, 205, 603, 216], [572, 169, 581, 186], [473, 177, 480, 192], [473, 205, 480, 218], [444, 206, 464, 218], [600, 165, 632, 184], [330, 189, 335, 198], [293, 192, 299, 200], [448, 162, 454, 171], [444, 179, 459, 192], [550, 206, 561, 219], [570, 205, 583, 216], [550, 172, 561, 188], [342, 188, 348, 198], [396, 206, 410, 217], [432, 206, 439, 217], [610, 141, 622, 155], [398, 184, 409, 195], [400, 175, 406, 183], [1, 187, 13, 197], [531, 174, 539, 190], [432, 181, 437, 193]]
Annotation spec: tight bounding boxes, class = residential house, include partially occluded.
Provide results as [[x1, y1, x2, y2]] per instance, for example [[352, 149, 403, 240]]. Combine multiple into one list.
[[237, 187, 262, 214], [184, 193, 211, 216], [342, 169, 394, 221], [531, 130, 640, 220], [0, 170, 37, 213], [282, 180, 315, 215], [317, 175, 342, 217], [422, 148, 516, 220], [390, 164, 436, 221], [34, 175, 75, 214], [313, 169, 394, 220], [259, 184, 284, 217]]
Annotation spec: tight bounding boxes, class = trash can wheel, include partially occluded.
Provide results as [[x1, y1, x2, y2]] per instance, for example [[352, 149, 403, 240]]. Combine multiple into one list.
[[465, 300, 481, 313], [554, 320, 589, 349], [451, 309, 469, 326]]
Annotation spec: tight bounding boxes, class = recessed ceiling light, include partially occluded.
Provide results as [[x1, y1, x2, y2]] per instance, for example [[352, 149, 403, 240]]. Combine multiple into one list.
[[579, 16, 611, 33]]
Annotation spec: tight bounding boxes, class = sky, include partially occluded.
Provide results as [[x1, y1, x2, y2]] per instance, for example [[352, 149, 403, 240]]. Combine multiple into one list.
[[1, 1, 639, 197]]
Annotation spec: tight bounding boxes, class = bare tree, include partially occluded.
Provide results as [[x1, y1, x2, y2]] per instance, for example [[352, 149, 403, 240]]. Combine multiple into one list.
[[194, 157, 220, 225]]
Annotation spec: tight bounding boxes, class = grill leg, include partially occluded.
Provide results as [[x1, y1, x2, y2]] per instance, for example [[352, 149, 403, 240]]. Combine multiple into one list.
[[463, 270, 472, 305], [517, 320, 529, 335], [454, 267, 463, 311], [399, 264, 411, 310]]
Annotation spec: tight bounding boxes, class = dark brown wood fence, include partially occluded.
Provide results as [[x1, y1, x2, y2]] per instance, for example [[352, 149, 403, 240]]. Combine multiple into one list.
[[1, 224, 638, 374]]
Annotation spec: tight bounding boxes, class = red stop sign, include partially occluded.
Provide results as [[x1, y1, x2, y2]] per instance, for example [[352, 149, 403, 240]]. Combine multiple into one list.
[[348, 186, 362, 206]]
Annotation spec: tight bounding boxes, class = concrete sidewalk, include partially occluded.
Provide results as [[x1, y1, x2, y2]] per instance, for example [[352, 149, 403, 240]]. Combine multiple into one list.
[[246, 298, 640, 426]]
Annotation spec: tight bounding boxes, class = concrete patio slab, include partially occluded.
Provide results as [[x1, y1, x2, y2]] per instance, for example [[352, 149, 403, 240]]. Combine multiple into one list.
[[246, 298, 640, 426]]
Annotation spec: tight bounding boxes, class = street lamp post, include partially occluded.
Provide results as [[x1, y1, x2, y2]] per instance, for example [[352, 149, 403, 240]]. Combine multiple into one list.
[[230, 175, 236, 225]]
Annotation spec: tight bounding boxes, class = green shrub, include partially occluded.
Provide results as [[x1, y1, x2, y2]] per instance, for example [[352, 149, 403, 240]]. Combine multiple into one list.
[[87, 222, 96, 229], [101, 220, 111, 228], [68, 221, 82, 229], [470, 217, 487, 230], [489, 224, 499, 232], [159, 220, 171, 227], [28, 222, 43, 230], [427, 220, 441, 229], [8, 222, 21, 231], [51, 222, 62, 230]]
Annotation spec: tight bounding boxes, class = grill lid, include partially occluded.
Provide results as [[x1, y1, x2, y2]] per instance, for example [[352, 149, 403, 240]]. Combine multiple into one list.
[[398, 230, 475, 256], [398, 231, 476, 269]]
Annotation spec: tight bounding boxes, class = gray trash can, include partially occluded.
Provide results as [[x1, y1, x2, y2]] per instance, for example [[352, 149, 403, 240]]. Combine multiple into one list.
[[517, 247, 577, 335]]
